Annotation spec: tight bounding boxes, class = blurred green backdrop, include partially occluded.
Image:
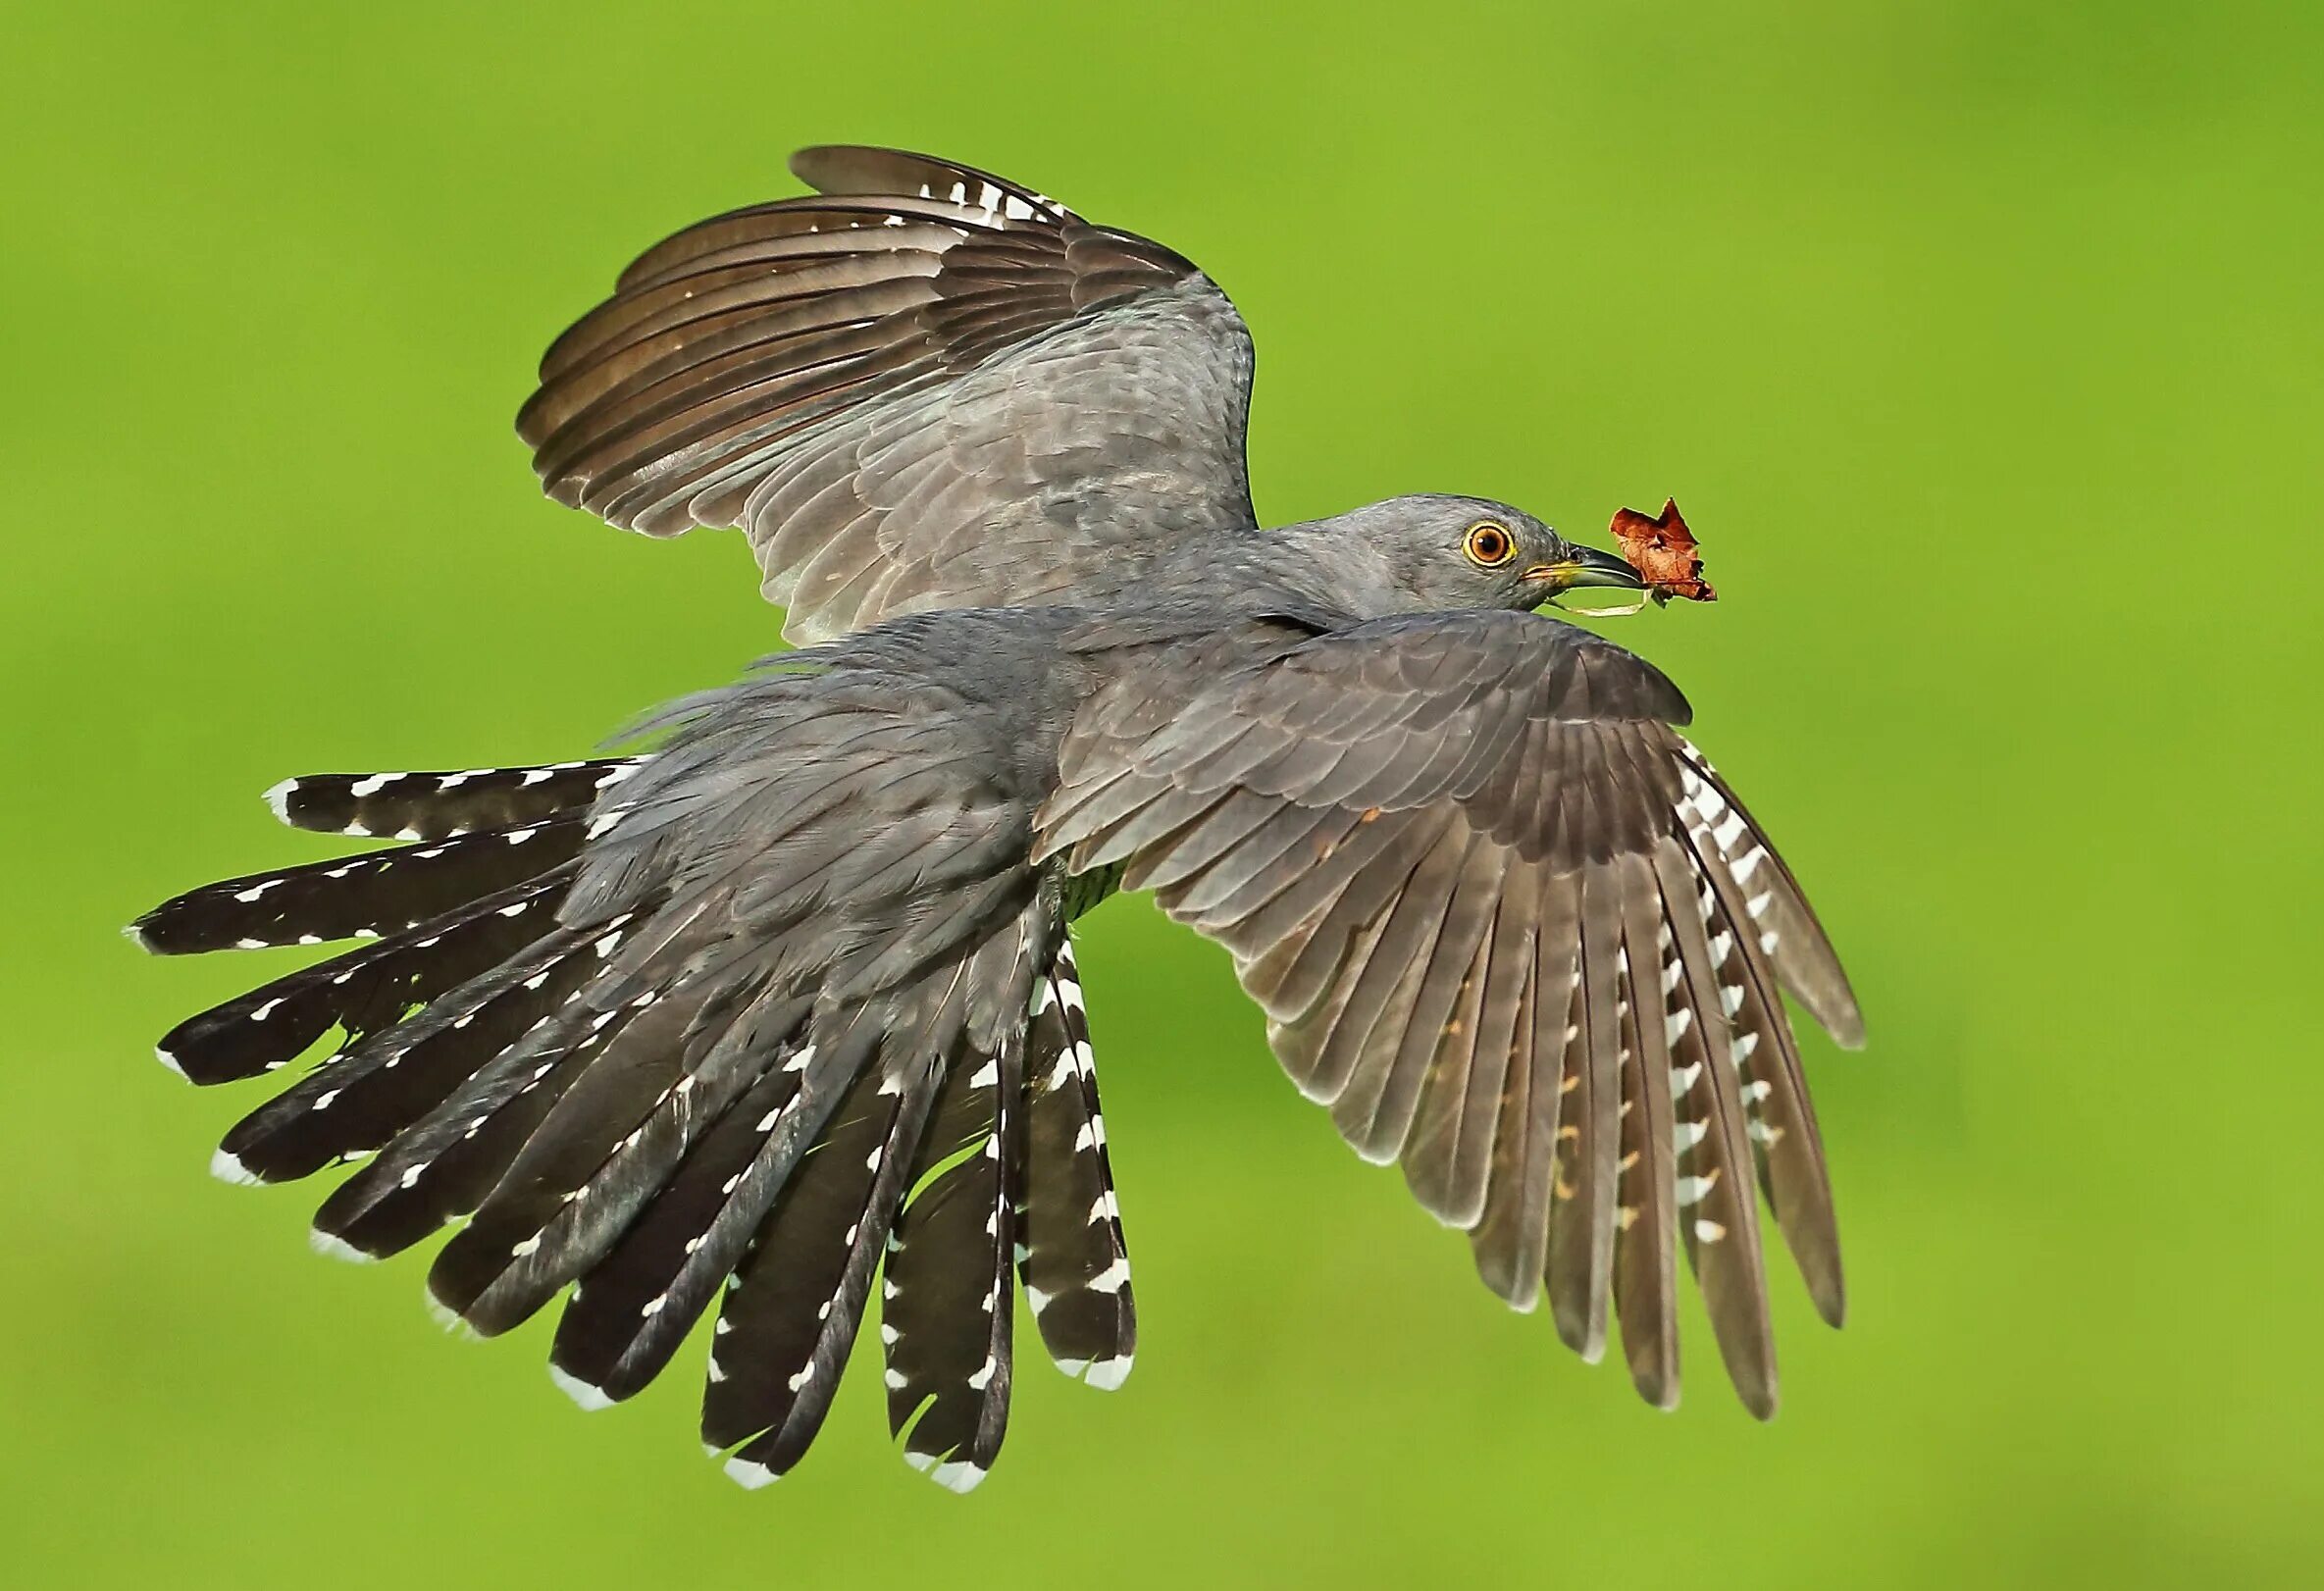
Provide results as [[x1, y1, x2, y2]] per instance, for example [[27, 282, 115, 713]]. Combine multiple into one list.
[[8, 1, 2320, 1585]]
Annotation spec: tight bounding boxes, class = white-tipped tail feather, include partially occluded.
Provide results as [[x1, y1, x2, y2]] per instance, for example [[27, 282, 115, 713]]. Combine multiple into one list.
[[209, 1147, 261, 1186], [549, 1363, 615, 1411], [308, 1227, 376, 1263], [722, 1456, 779, 1490]]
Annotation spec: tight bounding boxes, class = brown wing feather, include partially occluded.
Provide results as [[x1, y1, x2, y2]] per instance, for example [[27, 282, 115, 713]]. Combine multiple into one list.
[[520, 145, 1257, 643]]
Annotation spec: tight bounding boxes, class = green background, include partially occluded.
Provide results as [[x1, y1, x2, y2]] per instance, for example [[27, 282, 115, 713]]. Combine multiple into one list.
[[9, 2, 2319, 1584]]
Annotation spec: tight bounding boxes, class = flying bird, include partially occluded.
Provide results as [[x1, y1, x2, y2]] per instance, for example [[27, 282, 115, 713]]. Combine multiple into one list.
[[133, 146, 1864, 1493]]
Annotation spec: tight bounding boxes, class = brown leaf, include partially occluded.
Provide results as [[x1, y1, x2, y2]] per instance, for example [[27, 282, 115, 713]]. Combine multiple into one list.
[[1610, 497, 1717, 604]]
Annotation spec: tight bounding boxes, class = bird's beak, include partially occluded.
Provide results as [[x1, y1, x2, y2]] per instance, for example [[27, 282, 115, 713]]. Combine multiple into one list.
[[1521, 545, 1646, 594]]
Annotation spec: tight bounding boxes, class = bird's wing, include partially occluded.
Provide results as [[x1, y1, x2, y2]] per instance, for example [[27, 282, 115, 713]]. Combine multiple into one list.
[[1038, 612, 1864, 1417], [519, 146, 1258, 643]]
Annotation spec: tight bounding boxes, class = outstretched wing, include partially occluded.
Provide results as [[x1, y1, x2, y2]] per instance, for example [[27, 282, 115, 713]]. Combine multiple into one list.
[[1037, 612, 1864, 1417], [519, 146, 1258, 643]]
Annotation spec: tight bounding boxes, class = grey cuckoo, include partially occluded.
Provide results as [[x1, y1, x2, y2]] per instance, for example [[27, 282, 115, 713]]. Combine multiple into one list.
[[134, 146, 1865, 1492]]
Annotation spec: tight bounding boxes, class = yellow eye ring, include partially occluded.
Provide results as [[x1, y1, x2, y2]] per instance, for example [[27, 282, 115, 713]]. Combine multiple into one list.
[[1463, 521, 1517, 569]]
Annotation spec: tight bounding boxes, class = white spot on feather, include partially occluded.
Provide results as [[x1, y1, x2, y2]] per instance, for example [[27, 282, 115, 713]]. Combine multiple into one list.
[[723, 1456, 778, 1490], [549, 1363, 613, 1411], [309, 1228, 373, 1262], [929, 1460, 986, 1494]]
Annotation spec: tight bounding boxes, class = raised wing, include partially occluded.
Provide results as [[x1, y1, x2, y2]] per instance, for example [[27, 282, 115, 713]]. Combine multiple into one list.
[[518, 146, 1258, 643], [1037, 613, 1864, 1417]]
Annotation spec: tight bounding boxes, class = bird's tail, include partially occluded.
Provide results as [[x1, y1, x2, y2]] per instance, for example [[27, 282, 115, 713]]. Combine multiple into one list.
[[134, 755, 1133, 1491]]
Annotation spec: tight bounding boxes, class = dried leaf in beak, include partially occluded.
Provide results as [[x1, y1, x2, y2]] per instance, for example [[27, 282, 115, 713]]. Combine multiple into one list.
[[1611, 498, 1718, 603]]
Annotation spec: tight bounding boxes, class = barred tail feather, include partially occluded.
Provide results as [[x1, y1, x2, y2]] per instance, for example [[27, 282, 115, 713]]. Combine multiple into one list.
[[546, 1050, 822, 1406], [1017, 939, 1134, 1386], [265, 760, 644, 842], [881, 1033, 1021, 1491], [427, 972, 789, 1335], [154, 869, 576, 1085], [129, 818, 586, 956], [704, 1063, 938, 1488], [307, 948, 653, 1260], [217, 920, 601, 1187]]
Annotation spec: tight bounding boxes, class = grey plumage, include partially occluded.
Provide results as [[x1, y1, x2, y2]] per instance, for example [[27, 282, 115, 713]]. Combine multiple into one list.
[[137, 145, 1863, 1491]]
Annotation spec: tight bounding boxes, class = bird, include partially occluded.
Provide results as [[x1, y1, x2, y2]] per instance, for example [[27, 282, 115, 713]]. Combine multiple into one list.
[[132, 145, 1865, 1494]]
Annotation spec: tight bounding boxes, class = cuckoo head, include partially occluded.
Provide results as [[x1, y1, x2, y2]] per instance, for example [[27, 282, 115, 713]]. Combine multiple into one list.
[[1306, 493, 1646, 615]]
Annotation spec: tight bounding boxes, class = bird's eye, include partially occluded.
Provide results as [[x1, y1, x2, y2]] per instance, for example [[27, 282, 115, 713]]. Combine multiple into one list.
[[1463, 522, 1516, 569]]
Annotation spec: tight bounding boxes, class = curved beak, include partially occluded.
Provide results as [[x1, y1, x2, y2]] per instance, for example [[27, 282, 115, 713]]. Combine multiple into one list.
[[1521, 545, 1646, 593]]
